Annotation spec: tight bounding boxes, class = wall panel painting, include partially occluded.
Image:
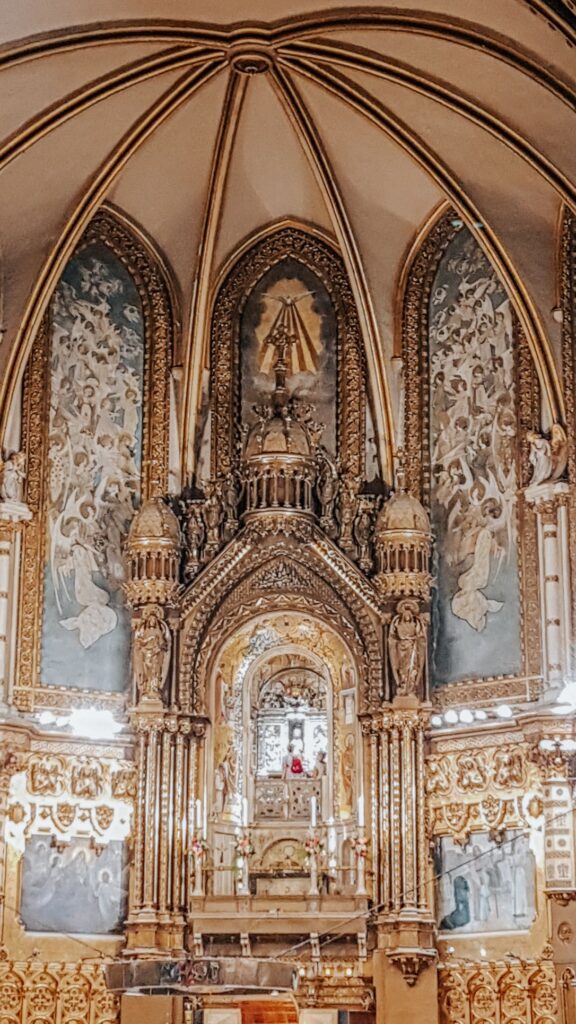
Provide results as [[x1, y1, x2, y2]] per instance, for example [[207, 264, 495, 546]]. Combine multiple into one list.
[[435, 830, 536, 934], [20, 835, 128, 934], [240, 258, 337, 457], [428, 228, 521, 684], [40, 243, 144, 691]]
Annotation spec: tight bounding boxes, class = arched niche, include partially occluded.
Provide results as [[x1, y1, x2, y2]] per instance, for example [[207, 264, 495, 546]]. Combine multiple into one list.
[[205, 609, 363, 897]]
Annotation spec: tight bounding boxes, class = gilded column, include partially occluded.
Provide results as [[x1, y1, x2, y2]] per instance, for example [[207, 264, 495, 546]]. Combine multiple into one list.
[[0, 494, 32, 705], [372, 457, 438, 1022]]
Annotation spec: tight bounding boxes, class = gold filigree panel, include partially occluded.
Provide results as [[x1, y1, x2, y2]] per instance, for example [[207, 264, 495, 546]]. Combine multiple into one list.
[[14, 207, 173, 712], [561, 209, 576, 670], [438, 958, 559, 1024], [426, 742, 540, 842], [0, 960, 118, 1024], [210, 226, 366, 480]]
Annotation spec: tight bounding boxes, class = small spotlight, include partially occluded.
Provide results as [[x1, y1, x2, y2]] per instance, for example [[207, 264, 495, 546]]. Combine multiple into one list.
[[459, 709, 474, 724], [431, 715, 443, 727], [474, 709, 488, 720], [444, 710, 458, 724], [496, 704, 513, 719]]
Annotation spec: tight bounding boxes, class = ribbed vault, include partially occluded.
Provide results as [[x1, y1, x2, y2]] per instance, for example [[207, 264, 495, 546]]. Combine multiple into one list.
[[0, 1, 574, 480]]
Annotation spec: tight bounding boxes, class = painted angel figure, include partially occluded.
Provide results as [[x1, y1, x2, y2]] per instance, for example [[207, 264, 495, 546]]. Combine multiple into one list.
[[0, 450, 26, 502], [388, 599, 426, 697], [133, 605, 171, 701]]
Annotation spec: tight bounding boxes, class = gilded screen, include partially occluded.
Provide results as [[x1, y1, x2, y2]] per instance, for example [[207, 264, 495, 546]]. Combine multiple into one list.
[[40, 244, 144, 691], [429, 229, 521, 684]]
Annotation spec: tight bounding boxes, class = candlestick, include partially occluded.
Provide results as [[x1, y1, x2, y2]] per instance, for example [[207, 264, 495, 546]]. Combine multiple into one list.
[[195, 798, 202, 832], [242, 796, 249, 827], [357, 794, 365, 828], [311, 795, 317, 828]]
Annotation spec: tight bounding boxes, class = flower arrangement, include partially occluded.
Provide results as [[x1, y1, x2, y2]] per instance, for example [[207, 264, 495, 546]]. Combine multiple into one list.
[[189, 836, 208, 857], [304, 833, 325, 858], [234, 833, 254, 859], [351, 834, 369, 859]]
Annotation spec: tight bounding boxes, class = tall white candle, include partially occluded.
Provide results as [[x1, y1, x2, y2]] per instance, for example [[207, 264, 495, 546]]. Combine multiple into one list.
[[311, 796, 317, 828], [242, 796, 249, 827], [195, 798, 202, 830], [358, 794, 365, 828]]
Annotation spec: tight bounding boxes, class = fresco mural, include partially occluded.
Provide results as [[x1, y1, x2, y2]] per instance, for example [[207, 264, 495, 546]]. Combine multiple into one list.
[[20, 835, 128, 934], [435, 830, 536, 934], [240, 259, 337, 456], [429, 228, 521, 684], [40, 244, 144, 691]]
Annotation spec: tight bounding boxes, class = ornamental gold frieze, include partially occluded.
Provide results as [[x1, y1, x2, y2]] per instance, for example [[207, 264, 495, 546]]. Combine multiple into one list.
[[426, 742, 540, 843], [432, 675, 541, 710], [5, 751, 136, 836], [437, 957, 558, 1024], [0, 959, 119, 1024]]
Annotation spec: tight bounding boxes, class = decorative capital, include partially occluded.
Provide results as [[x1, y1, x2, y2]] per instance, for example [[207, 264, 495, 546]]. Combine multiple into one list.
[[386, 948, 437, 987]]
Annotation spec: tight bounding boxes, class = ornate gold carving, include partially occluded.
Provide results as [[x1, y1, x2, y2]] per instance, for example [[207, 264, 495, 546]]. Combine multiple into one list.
[[28, 755, 65, 796], [14, 206, 173, 711], [561, 209, 576, 674], [210, 226, 365, 481], [0, 961, 118, 1024], [386, 948, 437, 987], [438, 958, 559, 1024]]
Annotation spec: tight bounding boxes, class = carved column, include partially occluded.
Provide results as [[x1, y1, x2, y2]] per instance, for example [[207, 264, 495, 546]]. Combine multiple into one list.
[[533, 738, 576, 894], [525, 481, 571, 688], [0, 501, 32, 705], [372, 462, 438, 1022]]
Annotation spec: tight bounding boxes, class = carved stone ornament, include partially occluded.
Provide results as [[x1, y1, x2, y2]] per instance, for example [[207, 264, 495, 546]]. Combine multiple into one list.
[[386, 948, 437, 987], [0, 450, 26, 503]]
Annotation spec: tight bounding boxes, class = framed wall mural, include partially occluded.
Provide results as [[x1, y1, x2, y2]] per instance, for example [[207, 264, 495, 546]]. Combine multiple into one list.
[[20, 835, 128, 934], [15, 207, 172, 709], [435, 830, 536, 935], [402, 208, 541, 700]]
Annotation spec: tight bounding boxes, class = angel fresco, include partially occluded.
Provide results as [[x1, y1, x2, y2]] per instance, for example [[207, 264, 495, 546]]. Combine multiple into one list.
[[429, 233, 518, 635], [42, 249, 143, 678]]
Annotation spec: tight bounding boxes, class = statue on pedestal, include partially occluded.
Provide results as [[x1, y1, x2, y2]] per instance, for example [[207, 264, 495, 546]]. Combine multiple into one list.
[[388, 599, 426, 698], [133, 605, 171, 701]]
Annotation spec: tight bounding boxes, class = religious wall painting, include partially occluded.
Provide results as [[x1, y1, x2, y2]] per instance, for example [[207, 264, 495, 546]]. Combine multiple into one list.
[[428, 228, 522, 684], [435, 830, 536, 935], [40, 243, 145, 692], [20, 835, 128, 934], [240, 259, 337, 457]]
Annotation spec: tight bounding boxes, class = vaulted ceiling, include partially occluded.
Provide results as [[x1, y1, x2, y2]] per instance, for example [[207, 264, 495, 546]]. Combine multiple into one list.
[[0, 1, 574, 477]]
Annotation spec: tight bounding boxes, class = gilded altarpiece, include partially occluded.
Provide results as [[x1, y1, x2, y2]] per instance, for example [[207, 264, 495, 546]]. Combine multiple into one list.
[[402, 209, 541, 704], [14, 207, 172, 711]]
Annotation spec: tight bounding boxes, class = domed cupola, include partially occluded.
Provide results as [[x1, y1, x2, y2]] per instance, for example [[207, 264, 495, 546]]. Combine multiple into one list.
[[123, 496, 182, 606], [374, 456, 432, 599]]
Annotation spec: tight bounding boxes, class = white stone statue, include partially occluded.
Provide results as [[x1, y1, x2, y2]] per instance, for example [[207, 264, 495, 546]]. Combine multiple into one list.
[[133, 605, 171, 700], [527, 424, 568, 486], [0, 450, 26, 503]]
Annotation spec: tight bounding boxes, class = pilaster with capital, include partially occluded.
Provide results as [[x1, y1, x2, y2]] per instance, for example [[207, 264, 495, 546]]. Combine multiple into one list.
[[0, 500, 32, 705], [525, 481, 571, 686]]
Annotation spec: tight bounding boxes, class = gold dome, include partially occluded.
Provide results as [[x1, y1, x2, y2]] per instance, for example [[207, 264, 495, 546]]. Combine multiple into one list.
[[128, 497, 181, 549], [376, 487, 430, 536]]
